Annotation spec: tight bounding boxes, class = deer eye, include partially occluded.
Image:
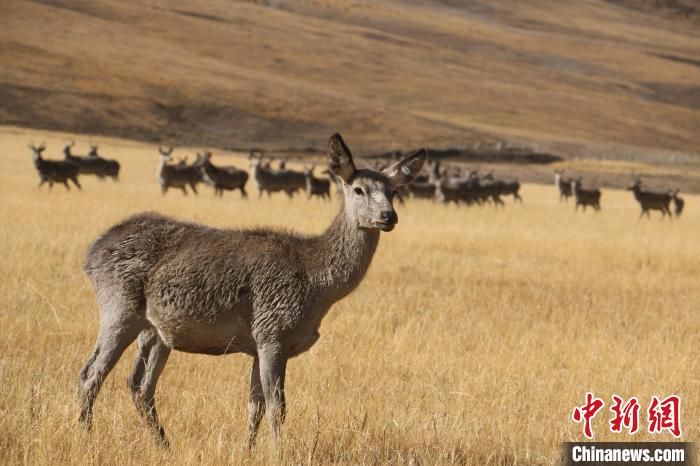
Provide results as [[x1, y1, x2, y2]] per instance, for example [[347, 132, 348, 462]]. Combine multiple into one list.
[[354, 187, 364, 196]]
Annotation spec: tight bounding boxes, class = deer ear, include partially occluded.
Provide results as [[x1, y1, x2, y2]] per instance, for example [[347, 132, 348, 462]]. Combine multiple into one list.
[[383, 149, 427, 186], [327, 133, 356, 182]]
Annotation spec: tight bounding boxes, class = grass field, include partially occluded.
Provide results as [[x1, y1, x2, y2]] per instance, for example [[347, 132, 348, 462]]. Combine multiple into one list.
[[0, 127, 698, 465]]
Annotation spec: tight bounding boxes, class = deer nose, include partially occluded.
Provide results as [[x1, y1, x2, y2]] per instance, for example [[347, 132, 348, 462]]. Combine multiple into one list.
[[380, 210, 398, 224]]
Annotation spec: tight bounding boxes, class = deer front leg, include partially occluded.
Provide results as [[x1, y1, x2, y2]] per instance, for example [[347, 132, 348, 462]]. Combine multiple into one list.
[[247, 356, 265, 449], [257, 344, 287, 444]]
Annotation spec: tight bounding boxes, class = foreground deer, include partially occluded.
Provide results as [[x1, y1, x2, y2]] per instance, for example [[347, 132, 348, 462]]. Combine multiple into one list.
[[77, 134, 425, 447], [30, 142, 81, 190]]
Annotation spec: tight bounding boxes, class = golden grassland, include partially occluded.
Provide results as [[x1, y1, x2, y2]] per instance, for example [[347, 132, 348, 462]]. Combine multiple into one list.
[[0, 127, 698, 465]]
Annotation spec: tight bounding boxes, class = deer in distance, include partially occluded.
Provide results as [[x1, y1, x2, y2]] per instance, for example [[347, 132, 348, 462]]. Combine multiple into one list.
[[627, 179, 673, 218], [29, 142, 81, 190], [571, 178, 601, 212], [87, 144, 121, 180], [671, 190, 684, 217], [63, 142, 118, 180], [196, 151, 249, 198], [407, 159, 439, 200], [481, 171, 522, 204], [554, 169, 572, 202], [303, 165, 331, 200], [249, 154, 304, 198], [156, 146, 202, 195], [76, 134, 426, 448]]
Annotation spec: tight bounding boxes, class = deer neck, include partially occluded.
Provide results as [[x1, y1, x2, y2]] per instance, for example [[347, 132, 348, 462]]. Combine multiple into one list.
[[309, 200, 381, 301], [157, 157, 168, 180]]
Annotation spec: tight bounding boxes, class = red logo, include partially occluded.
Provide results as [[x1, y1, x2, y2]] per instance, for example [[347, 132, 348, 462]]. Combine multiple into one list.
[[648, 395, 681, 438], [572, 393, 682, 438], [609, 395, 640, 434], [572, 392, 605, 439]]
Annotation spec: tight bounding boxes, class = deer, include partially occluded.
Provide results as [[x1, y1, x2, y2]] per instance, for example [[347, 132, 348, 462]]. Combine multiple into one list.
[[76, 134, 426, 448], [63, 142, 110, 179], [671, 190, 684, 217], [434, 168, 482, 205], [468, 172, 504, 207], [554, 169, 572, 202], [29, 142, 81, 190], [156, 147, 202, 195], [407, 159, 439, 200], [480, 172, 522, 204], [87, 144, 120, 180], [627, 179, 672, 218], [249, 154, 304, 198], [571, 178, 601, 212], [195, 152, 249, 198], [303, 165, 331, 200]]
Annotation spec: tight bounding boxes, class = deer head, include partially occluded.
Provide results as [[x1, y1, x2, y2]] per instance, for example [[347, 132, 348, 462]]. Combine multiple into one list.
[[327, 133, 425, 232]]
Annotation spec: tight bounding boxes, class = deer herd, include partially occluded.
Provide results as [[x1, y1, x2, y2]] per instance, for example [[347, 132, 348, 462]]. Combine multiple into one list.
[[554, 169, 684, 218], [22, 134, 691, 450], [29, 141, 686, 218]]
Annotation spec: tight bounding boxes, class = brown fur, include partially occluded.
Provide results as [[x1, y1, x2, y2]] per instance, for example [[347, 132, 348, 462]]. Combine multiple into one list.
[[627, 179, 672, 218], [76, 134, 426, 447], [30, 143, 81, 190], [196, 152, 249, 198]]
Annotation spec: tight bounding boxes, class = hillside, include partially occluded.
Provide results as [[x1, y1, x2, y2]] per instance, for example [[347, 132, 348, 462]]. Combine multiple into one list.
[[1, 0, 699, 162]]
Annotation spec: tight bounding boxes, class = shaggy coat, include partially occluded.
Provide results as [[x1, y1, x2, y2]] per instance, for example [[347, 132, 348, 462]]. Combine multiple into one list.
[[76, 134, 426, 447]]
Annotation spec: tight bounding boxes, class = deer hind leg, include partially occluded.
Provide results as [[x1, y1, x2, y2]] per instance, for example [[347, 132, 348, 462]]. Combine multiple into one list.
[[38, 179, 46, 189], [180, 186, 188, 196], [62, 180, 71, 191], [240, 186, 248, 198], [77, 310, 143, 429], [128, 328, 171, 444], [71, 175, 82, 190], [189, 183, 198, 195], [257, 345, 287, 444], [247, 356, 265, 449]]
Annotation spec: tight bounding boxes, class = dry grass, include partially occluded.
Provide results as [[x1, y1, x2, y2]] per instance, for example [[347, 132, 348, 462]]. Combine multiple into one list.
[[1, 126, 698, 465]]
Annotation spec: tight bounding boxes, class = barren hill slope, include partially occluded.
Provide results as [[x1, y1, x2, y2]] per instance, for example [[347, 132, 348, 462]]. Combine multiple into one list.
[[1, 0, 699, 158]]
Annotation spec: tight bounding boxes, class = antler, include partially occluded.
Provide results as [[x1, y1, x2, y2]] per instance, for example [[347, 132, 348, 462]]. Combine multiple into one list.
[[158, 146, 173, 156]]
